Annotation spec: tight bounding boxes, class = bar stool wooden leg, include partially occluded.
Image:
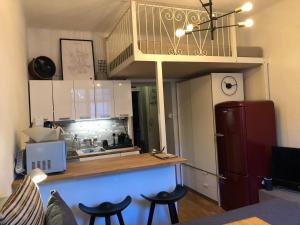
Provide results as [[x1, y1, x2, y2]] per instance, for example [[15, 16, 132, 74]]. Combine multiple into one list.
[[117, 212, 125, 225], [105, 216, 111, 225], [147, 202, 156, 225], [89, 216, 95, 225], [168, 203, 179, 224]]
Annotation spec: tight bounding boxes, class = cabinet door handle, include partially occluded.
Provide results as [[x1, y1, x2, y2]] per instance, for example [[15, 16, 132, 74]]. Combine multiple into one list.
[[80, 116, 91, 120], [118, 114, 129, 117], [215, 133, 225, 137], [59, 117, 71, 121]]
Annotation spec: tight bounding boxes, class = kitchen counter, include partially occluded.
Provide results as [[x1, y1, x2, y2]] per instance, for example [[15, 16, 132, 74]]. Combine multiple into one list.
[[12, 154, 185, 188], [13, 153, 185, 225]]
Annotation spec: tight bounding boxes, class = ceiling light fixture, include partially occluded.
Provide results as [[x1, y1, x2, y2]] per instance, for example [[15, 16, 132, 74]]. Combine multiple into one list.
[[176, 1, 254, 40]]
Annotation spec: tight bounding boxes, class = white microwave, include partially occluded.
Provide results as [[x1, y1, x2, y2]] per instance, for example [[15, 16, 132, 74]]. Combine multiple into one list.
[[26, 140, 67, 174]]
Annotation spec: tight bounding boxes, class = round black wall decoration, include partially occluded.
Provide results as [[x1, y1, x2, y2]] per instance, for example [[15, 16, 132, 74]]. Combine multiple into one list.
[[28, 56, 56, 80]]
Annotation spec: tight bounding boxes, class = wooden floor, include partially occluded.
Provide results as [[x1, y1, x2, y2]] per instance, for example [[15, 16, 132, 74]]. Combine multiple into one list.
[[178, 190, 225, 223]]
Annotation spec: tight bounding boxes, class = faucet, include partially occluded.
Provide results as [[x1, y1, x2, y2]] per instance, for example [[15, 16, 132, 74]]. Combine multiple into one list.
[[72, 134, 80, 150]]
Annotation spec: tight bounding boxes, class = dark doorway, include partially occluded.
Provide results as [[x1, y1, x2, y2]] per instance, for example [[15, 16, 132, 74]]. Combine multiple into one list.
[[132, 85, 160, 153]]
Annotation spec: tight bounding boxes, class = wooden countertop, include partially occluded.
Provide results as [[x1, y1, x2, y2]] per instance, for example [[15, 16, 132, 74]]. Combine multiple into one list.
[[13, 154, 185, 188]]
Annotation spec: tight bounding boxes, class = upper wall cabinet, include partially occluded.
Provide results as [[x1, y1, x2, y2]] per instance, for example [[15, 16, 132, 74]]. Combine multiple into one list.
[[53, 81, 75, 121], [94, 81, 115, 119], [29, 80, 53, 123], [113, 81, 133, 117], [74, 80, 95, 120], [29, 80, 133, 121]]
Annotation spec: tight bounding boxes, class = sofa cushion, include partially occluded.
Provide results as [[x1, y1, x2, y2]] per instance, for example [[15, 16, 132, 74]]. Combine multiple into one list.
[[0, 198, 7, 212], [45, 190, 78, 225], [0, 176, 45, 225]]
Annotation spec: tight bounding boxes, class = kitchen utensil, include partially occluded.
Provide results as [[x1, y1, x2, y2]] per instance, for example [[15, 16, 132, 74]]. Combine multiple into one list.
[[102, 140, 108, 148], [118, 133, 126, 144], [112, 133, 116, 146]]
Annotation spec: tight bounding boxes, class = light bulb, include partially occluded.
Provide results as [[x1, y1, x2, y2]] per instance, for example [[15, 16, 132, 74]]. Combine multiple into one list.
[[242, 2, 253, 12], [186, 24, 194, 32], [29, 168, 47, 184], [236, 2, 253, 13], [238, 19, 254, 28], [176, 29, 186, 38]]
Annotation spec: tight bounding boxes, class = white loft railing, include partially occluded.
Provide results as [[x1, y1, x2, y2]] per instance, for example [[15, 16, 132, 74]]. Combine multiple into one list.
[[135, 2, 233, 57], [106, 8, 133, 72], [106, 1, 237, 73]]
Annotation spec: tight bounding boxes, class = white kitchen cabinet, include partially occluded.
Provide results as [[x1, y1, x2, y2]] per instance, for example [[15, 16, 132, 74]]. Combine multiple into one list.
[[177, 81, 194, 165], [53, 81, 75, 121], [177, 73, 244, 202], [29, 80, 53, 123], [94, 81, 115, 118], [182, 165, 219, 201], [190, 76, 217, 175], [74, 80, 95, 120], [113, 81, 133, 117]]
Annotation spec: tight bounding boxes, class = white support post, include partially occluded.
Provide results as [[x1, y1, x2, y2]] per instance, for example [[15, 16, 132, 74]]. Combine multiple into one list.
[[229, 14, 238, 59], [156, 61, 167, 152], [131, 0, 139, 58], [263, 60, 271, 100]]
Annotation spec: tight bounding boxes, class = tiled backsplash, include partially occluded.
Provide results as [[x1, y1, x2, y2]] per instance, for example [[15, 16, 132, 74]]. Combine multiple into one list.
[[58, 119, 128, 147]]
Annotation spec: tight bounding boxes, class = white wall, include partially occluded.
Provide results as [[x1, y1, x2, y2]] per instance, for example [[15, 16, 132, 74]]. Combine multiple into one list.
[[27, 28, 106, 79], [0, 0, 29, 197], [237, 0, 300, 147]]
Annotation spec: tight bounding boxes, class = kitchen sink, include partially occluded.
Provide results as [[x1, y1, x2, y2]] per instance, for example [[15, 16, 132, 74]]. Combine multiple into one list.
[[78, 147, 105, 154]]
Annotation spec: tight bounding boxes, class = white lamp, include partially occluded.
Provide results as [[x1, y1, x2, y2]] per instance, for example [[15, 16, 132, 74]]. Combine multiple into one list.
[[235, 2, 253, 13], [238, 19, 254, 28], [175, 1, 254, 40], [29, 168, 47, 184], [175, 29, 186, 38], [186, 24, 194, 32]]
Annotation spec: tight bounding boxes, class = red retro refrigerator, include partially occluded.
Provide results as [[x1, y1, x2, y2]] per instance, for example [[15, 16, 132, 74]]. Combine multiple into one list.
[[215, 101, 276, 210]]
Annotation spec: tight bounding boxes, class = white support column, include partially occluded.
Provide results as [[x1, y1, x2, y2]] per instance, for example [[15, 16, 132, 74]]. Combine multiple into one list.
[[131, 0, 139, 58], [263, 60, 271, 100], [229, 14, 238, 59], [156, 61, 167, 152]]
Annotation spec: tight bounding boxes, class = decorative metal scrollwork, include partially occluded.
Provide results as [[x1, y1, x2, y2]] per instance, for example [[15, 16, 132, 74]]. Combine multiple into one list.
[[168, 48, 183, 55], [187, 10, 201, 24], [194, 49, 208, 56], [174, 10, 185, 22], [135, 3, 232, 57], [161, 8, 174, 20]]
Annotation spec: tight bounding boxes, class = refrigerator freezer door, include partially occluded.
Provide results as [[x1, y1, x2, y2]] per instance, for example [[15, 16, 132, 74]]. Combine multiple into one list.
[[219, 172, 250, 210]]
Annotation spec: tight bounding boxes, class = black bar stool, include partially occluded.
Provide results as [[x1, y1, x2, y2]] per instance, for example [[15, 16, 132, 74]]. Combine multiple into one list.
[[142, 185, 187, 225], [79, 196, 132, 225]]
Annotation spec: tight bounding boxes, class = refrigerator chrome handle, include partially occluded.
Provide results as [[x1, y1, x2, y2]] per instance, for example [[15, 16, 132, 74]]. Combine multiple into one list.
[[215, 133, 225, 137], [219, 175, 227, 180]]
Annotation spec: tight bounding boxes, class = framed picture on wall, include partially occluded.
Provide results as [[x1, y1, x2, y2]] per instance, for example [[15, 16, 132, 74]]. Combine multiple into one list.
[[60, 39, 95, 80]]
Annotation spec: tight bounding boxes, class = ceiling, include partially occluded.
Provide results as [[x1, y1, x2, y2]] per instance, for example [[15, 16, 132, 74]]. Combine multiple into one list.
[[22, 0, 272, 36]]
